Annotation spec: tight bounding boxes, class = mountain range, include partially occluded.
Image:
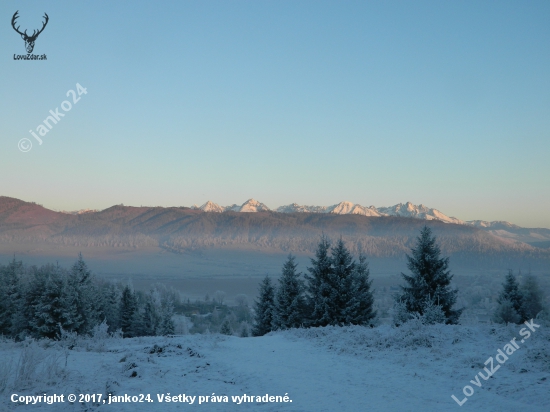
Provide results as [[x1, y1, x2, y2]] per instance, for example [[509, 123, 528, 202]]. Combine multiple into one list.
[[189, 199, 550, 245], [0, 196, 548, 274], [193, 199, 465, 224]]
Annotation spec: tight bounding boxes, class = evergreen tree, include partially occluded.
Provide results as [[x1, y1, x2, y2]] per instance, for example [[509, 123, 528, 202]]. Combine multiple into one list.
[[344, 253, 377, 325], [28, 265, 79, 339], [520, 274, 545, 320], [304, 235, 333, 327], [159, 298, 175, 335], [397, 226, 462, 324], [141, 298, 158, 336], [252, 276, 275, 336], [60, 266, 84, 333], [328, 238, 357, 326], [68, 254, 99, 334], [494, 270, 524, 323], [272, 255, 306, 330], [97, 282, 121, 333], [220, 319, 232, 335], [239, 322, 249, 337], [119, 286, 138, 338], [0, 258, 25, 336], [306, 238, 377, 326]]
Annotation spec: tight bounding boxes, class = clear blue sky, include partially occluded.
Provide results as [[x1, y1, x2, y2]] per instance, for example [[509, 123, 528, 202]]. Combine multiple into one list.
[[1, 1, 549, 227]]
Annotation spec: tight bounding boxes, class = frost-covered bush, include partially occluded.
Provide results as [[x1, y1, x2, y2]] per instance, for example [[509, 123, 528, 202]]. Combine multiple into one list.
[[91, 319, 110, 341], [421, 301, 446, 325], [393, 299, 446, 327], [391, 318, 440, 348], [392, 300, 413, 326], [59, 326, 79, 348]]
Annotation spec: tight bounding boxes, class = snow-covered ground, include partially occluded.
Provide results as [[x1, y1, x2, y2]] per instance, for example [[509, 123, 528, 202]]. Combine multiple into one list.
[[1, 321, 549, 411]]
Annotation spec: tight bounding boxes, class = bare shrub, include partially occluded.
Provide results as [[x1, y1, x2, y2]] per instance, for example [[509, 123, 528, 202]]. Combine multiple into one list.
[[14, 340, 45, 388], [0, 358, 13, 393], [40, 351, 65, 385]]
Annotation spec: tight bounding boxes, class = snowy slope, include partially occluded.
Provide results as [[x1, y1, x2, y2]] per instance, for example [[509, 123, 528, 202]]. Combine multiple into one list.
[[2, 322, 548, 411]]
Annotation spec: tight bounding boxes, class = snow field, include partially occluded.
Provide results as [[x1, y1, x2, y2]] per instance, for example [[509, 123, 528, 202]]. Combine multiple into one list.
[[1, 321, 548, 411]]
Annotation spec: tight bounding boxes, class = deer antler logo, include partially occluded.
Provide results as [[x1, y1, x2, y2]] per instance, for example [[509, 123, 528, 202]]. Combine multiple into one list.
[[11, 11, 49, 54]]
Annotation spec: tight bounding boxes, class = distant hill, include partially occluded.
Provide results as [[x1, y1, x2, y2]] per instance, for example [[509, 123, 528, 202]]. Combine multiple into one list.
[[1, 196, 549, 273]]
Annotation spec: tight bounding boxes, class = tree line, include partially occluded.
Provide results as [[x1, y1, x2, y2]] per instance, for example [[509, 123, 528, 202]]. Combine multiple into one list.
[[251, 227, 463, 336], [0, 254, 175, 340], [252, 226, 545, 335], [2, 227, 546, 341]]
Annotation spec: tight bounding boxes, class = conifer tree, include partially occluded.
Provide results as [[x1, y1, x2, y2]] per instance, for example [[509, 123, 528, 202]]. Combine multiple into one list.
[[240, 322, 249, 337], [345, 253, 377, 325], [0, 258, 25, 336], [494, 270, 524, 323], [159, 299, 175, 335], [68, 254, 99, 334], [29, 265, 79, 339], [141, 298, 158, 336], [98, 282, 121, 333], [119, 286, 138, 338], [306, 237, 378, 326], [252, 276, 275, 336], [397, 226, 462, 324], [493, 298, 521, 325], [272, 255, 306, 330], [220, 319, 232, 335], [520, 274, 546, 319], [328, 238, 357, 325], [304, 235, 333, 327]]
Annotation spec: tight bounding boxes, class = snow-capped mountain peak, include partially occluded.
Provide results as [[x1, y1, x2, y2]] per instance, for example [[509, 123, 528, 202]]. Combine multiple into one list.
[[377, 202, 464, 225], [199, 201, 224, 213], [225, 199, 271, 213], [326, 201, 355, 214]]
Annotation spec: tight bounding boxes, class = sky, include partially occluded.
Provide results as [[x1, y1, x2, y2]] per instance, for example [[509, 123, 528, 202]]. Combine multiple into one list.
[[1, 1, 549, 228]]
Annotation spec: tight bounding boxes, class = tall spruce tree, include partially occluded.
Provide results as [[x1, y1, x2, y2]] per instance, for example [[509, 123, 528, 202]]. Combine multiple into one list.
[[252, 276, 275, 336], [345, 253, 376, 325], [328, 238, 357, 326], [397, 226, 462, 324], [68, 254, 98, 334], [304, 235, 333, 327], [119, 286, 138, 338], [272, 255, 306, 330]]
